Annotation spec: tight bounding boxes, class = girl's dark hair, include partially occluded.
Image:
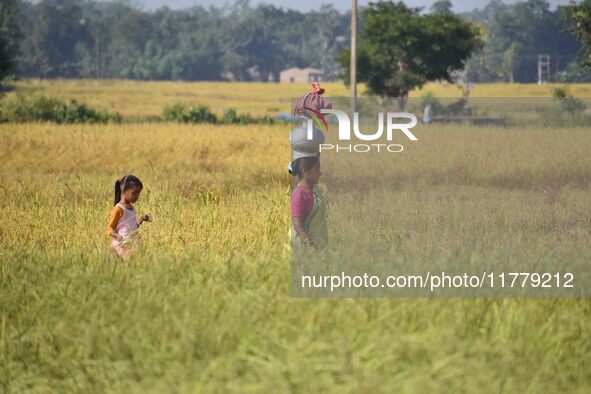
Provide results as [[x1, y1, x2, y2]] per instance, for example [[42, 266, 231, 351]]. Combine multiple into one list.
[[114, 175, 143, 205], [290, 155, 320, 179]]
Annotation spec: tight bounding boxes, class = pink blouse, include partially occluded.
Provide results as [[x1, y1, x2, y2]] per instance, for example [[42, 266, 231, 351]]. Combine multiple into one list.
[[291, 186, 314, 220]]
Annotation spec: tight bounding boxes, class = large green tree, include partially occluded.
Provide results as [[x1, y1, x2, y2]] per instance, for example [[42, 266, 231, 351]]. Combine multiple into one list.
[[18, 0, 92, 78], [462, 0, 581, 83], [339, 1, 482, 106], [0, 0, 21, 81], [564, 0, 591, 67], [13, 0, 352, 81], [431, 0, 453, 14]]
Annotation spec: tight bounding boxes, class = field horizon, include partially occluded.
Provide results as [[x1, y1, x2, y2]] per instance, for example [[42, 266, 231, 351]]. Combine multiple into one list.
[[1, 81, 590, 392], [7, 79, 591, 118]]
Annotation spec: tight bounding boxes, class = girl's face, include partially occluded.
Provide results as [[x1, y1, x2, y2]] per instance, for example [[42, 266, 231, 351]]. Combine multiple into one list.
[[123, 185, 142, 203], [303, 162, 321, 185]]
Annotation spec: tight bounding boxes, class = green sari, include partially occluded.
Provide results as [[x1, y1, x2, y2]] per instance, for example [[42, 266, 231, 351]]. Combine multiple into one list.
[[290, 184, 328, 251]]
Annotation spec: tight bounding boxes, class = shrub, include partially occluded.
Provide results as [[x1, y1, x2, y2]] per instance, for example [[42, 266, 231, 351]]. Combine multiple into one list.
[[162, 103, 277, 125], [162, 102, 186, 122], [540, 108, 590, 128], [420, 91, 445, 113], [163, 102, 217, 123], [258, 115, 276, 125], [446, 98, 469, 115], [222, 108, 253, 124], [222, 108, 277, 125], [0, 94, 121, 123], [551, 86, 587, 114], [420, 92, 468, 116]]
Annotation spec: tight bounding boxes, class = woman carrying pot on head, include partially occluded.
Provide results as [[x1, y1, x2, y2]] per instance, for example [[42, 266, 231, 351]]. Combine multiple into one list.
[[289, 82, 332, 251]]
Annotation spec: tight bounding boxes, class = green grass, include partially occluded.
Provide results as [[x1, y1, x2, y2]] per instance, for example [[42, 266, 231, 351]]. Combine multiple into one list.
[[1, 117, 590, 391]]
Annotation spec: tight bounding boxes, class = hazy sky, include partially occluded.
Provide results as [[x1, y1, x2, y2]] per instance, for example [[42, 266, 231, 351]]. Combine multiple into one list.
[[128, 0, 571, 13]]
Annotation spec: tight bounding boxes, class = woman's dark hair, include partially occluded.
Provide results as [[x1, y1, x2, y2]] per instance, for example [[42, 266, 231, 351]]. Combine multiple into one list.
[[290, 155, 320, 179], [114, 175, 143, 205]]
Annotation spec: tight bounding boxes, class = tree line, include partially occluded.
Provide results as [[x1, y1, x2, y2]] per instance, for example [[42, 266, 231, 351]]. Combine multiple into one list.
[[0, 0, 590, 84], [461, 0, 588, 83], [2, 0, 351, 81]]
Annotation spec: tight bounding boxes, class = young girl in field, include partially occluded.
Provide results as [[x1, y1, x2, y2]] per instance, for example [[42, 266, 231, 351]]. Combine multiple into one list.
[[290, 155, 328, 250], [106, 175, 151, 256]]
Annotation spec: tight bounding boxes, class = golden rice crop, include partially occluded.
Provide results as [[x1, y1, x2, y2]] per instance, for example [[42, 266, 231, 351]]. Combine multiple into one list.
[[1, 81, 590, 392], [10, 79, 591, 118]]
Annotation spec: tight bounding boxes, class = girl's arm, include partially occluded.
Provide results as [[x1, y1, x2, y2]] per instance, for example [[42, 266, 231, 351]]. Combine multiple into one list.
[[137, 214, 151, 226], [106, 205, 124, 240]]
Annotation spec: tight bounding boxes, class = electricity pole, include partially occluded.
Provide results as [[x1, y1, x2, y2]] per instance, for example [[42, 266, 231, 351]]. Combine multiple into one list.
[[351, 0, 357, 114]]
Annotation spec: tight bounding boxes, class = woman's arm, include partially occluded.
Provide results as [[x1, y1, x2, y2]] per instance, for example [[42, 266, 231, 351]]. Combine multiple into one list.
[[291, 187, 315, 246], [292, 216, 314, 246]]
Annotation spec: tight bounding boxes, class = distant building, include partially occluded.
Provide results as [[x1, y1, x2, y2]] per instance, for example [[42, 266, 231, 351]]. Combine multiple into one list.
[[280, 67, 324, 83]]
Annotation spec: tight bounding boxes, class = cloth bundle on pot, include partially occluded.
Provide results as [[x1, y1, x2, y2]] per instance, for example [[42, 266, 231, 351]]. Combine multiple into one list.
[[290, 82, 332, 161]]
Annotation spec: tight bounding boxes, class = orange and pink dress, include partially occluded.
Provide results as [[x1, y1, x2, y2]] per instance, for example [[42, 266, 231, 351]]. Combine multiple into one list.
[[106, 203, 139, 256]]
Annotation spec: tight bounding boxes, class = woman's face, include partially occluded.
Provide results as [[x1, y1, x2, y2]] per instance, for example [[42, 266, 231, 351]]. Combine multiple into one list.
[[123, 185, 142, 203], [304, 162, 321, 184]]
